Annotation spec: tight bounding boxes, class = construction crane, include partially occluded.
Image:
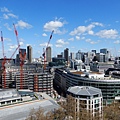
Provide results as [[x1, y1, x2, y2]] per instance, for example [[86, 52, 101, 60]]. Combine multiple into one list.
[[1, 26, 20, 88], [42, 30, 54, 70], [7, 24, 20, 63], [13, 23, 26, 89], [1, 31, 6, 88]]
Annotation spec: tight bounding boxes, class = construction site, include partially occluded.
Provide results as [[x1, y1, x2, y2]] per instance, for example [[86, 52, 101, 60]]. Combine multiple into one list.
[[0, 24, 54, 97]]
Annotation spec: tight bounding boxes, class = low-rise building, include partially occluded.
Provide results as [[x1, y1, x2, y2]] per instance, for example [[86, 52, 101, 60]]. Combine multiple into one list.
[[67, 86, 103, 120]]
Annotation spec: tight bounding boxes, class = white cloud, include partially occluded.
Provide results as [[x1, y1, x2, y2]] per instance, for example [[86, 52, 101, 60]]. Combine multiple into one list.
[[39, 42, 52, 47], [114, 40, 120, 44], [56, 39, 69, 48], [1, 7, 10, 12], [81, 37, 85, 39], [4, 37, 11, 41], [96, 29, 118, 39], [76, 36, 80, 40], [92, 22, 103, 27], [20, 41, 24, 46], [86, 39, 99, 44], [90, 41, 98, 44], [9, 45, 18, 49], [69, 22, 103, 36], [43, 19, 67, 34], [85, 18, 92, 23], [4, 23, 12, 31], [70, 26, 87, 35], [26, 44, 31, 46], [3, 13, 18, 19], [115, 21, 119, 23], [68, 37, 74, 41], [88, 30, 94, 35], [86, 39, 91, 42], [8, 13, 18, 19], [16, 20, 32, 29], [42, 33, 47, 37], [55, 44, 63, 48], [3, 14, 9, 19]]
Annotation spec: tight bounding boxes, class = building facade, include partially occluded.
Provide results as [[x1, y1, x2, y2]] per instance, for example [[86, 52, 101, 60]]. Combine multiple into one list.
[[67, 86, 103, 120], [70, 52, 75, 60], [54, 68, 120, 105], [46, 46, 52, 62], [28, 73, 53, 96], [64, 48, 69, 62], [100, 48, 107, 54], [27, 45, 32, 63]]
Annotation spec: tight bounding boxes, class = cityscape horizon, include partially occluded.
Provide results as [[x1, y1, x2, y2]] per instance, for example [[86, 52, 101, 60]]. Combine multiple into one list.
[[0, 0, 120, 58]]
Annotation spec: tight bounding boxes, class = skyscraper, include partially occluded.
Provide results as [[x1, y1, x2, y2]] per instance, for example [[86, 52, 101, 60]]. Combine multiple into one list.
[[100, 48, 107, 54], [70, 52, 74, 60], [27, 45, 32, 63], [46, 46, 51, 62], [64, 48, 69, 62], [16, 48, 26, 65]]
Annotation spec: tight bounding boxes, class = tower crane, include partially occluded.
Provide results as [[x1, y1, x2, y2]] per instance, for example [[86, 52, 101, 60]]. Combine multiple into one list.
[[1, 27, 20, 88], [8, 24, 20, 63], [42, 30, 54, 70], [1, 31, 6, 88], [13, 23, 26, 89]]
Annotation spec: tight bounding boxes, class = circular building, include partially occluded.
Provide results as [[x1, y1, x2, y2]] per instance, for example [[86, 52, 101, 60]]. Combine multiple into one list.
[[54, 68, 120, 105], [67, 86, 103, 120]]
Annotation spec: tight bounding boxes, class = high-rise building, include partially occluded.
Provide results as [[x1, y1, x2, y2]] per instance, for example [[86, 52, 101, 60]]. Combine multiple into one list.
[[46, 46, 51, 62], [70, 52, 74, 60], [64, 48, 69, 62], [27, 45, 32, 63], [15, 48, 26, 65], [76, 50, 84, 61], [19, 48, 26, 55], [92, 50, 96, 54], [100, 48, 107, 54], [57, 54, 62, 58], [61, 52, 64, 58]]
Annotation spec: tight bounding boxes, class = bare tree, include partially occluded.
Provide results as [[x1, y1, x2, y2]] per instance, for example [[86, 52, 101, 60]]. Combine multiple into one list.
[[103, 102, 120, 120]]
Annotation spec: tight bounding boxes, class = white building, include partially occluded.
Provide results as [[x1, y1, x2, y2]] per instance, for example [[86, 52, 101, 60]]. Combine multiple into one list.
[[67, 86, 103, 120]]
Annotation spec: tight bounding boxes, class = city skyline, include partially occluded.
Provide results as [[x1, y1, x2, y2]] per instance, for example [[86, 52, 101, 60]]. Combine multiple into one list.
[[0, 0, 120, 58]]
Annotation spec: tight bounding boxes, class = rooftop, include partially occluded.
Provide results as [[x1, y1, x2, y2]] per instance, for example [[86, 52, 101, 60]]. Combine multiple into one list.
[[0, 89, 20, 100], [67, 86, 102, 96]]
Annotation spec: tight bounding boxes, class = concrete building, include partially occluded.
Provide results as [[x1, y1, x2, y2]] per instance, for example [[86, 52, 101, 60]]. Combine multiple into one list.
[[15, 71, 29, 89], [27, 45, 32, 63], [28, 73, 53, 96], [46, 46, 51, 62], [0, 89, 22, 107], [1, 64, 53, 97], [96, 53, 108, 62], [67, 86, 103, 120]]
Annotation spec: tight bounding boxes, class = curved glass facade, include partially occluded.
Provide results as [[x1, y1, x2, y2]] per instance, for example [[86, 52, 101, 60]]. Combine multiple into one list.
[[54, 69, 120, 104]]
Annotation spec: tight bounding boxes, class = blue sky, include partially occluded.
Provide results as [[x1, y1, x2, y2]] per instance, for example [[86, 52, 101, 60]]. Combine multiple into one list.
[[0, 0, 120, 58]]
